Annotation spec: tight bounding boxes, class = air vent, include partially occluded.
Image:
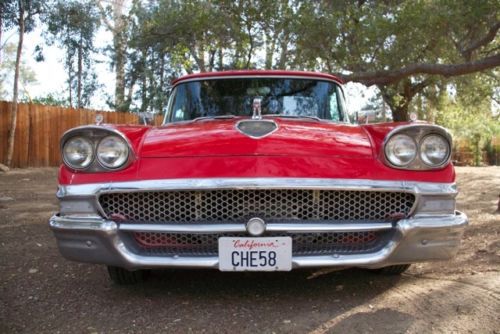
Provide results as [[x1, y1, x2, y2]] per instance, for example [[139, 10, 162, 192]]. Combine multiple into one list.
[[236, 120, 278, 139]]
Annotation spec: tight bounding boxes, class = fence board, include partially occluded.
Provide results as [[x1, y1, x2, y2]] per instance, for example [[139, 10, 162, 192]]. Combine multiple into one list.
[[0, 101, 163, 168]]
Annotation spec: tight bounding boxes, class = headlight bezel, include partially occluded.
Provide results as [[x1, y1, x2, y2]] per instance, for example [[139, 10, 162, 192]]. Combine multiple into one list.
[[96, 135, 130, 170], [384, 133, 418, 167], [382, 124, 452, 170], [419, 133, 451, 167], [60, 126, 134, 172], [61, 136, 95, 170]]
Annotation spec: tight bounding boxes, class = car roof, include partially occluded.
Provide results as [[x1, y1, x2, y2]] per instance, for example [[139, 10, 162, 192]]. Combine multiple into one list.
[[171, 70, 343, 86]]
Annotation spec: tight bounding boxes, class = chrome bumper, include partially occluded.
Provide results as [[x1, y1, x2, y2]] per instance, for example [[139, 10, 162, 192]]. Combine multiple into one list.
[[49, 211, 468, 270]]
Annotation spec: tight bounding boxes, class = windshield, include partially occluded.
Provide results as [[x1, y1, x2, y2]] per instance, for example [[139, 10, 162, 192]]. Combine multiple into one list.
[[167, 78, 348, 122]]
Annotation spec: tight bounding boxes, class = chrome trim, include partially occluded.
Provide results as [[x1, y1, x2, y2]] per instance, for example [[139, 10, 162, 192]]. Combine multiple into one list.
[[171, 75, 342, 87], [95, 135, 130, 170], [382, 124, 453, 171], [61, 136, 96, 171], [419, 133, 452, 168], [265, 222, 394, 233], [49, 211, 468, 270], [116, 222, 393, 234], [119, 223, 246, 233], [234, 119, 279, 139], [60, 126, 135, 173], [58, 178, 458, 197], [57, 178, 455, 220]]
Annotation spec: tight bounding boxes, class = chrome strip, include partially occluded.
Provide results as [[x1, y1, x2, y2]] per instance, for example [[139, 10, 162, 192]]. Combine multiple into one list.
[[172, 75, 342, 86], [117, 222, 394, 234], [58, 178, 458, 197], [119, 223, 246, 233], [265, 222, 394, 233]]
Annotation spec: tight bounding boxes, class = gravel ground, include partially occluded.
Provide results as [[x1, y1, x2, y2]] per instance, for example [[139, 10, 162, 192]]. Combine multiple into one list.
[[0, 167, 499, 333]]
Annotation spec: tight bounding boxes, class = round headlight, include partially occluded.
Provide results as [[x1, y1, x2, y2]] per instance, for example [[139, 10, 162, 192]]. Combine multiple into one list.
[[96, 136, 129, 169], [385, 134, 417, 166], [62, 137, 94, 169], [420, 134, 450, 166]]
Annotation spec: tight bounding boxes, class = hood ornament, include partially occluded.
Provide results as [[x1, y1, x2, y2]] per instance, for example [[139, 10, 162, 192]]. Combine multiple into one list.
[[95, 114, 104, 126], [252, 96, 263, 120]]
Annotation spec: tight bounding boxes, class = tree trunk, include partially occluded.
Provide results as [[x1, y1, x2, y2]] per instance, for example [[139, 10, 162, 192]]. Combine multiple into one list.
[[391, 105, 409, 122], [139, 48, 148, 112], [0, 14, 3, 65], [114, 35, 126, 111], [218, 48, 223, 71], [77, 39, 83, 108], [6, 1, 24, 167], [159, 53, 165, 113]]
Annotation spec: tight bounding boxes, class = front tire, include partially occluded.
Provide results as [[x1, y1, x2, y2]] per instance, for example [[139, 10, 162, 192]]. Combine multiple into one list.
[[372, 264, 411, 275], [107, 266, 149, 285]]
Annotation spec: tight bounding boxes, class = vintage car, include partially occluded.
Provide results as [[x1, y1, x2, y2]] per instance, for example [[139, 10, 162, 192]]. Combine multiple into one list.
[[49, 70, 468, 284]]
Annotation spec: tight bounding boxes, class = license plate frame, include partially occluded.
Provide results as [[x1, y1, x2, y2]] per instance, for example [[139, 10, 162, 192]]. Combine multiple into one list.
[[218, 237, 292, 272]]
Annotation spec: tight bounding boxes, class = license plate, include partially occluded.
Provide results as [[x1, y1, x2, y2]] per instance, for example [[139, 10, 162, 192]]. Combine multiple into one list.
[[218, 237, 292, 271]]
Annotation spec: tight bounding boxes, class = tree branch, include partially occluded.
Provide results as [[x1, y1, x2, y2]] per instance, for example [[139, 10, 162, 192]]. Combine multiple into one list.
[[460, 21, 500, 60], [338, 54, 500, 86]]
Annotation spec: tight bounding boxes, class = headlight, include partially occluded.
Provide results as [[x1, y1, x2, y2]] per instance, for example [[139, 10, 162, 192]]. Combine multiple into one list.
[[62, 137, 94, 169], [384, 134, 417, 166], [420, 134, 450, 166], [96, 136, 129, 169]]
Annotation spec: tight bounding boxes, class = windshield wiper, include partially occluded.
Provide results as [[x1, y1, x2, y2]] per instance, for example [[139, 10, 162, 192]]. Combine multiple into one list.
[[265, 114, 322, 122], [193, 115, 237, 122]]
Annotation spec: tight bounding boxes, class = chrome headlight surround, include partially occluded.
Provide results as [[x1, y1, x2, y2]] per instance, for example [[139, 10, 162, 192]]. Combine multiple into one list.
[[62, 136, 95, 170], [60, 126, 134, 172], [96, 135, 129, 169], [382, 124, 452, 170], [384, 134, 417, 167]]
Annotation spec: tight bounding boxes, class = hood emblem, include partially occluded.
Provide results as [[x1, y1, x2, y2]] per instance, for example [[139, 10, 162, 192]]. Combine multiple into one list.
[[236, 120, 278, 139], [252, 96, 263, 120]]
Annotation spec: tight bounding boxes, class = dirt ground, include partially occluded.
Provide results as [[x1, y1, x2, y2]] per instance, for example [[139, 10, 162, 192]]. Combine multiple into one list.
[[0, 167, 498, 333]]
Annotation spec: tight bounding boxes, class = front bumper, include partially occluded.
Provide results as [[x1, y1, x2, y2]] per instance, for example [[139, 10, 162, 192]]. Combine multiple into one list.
[[49, 211, 468, 270]]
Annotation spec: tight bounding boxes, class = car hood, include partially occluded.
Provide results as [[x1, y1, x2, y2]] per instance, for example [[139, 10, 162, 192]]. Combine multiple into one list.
[[139, 118, 373, 158]]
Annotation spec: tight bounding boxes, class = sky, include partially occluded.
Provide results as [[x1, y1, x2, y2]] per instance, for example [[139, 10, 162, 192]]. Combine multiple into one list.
[[1, 25, 376, 114]]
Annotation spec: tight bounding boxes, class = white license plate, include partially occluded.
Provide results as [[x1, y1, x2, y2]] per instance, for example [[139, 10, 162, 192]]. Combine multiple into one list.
[[218, 237, 292, 271]]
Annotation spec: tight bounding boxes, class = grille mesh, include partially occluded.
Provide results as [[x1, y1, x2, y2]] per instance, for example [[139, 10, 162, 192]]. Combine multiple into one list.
[[99, 189, 415, 223], [131, 231, 389, 256]]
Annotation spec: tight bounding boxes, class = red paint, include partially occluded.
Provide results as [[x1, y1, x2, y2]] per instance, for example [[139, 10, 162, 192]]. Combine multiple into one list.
[[171, 70, 343, 86], [141, 117, 372, 158]]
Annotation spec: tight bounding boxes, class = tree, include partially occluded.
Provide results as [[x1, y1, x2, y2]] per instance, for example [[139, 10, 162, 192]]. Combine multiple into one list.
[[0, 42, 37, 100], [293, 1, 500, 121], [124, 1, 498, 121], [96, 0, 131, 111], [1, 0, 43, 167], [45, 0, 100, 108]]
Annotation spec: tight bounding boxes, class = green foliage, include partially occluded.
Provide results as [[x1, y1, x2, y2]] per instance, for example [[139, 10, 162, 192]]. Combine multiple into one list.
[[28, 93, 70, 107], [0, 42, 37, 100], [43, 0, 101, 108], [434, 74, 500, 166]]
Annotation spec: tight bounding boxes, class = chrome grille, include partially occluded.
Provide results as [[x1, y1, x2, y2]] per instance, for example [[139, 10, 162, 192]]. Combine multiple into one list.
[[129, 231, 391, 256], [99, 189, 415, 223]]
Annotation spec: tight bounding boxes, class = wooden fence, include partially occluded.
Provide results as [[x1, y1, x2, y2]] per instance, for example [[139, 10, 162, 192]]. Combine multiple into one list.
[[0, 101, 163, 168]]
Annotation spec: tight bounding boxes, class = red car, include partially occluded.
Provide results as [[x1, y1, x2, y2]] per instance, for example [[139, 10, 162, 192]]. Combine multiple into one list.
[[49, 70, 468, 284]]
